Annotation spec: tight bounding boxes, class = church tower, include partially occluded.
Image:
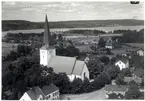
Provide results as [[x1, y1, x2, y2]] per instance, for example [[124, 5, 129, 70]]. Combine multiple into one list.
[[40, 15, 56, 66]]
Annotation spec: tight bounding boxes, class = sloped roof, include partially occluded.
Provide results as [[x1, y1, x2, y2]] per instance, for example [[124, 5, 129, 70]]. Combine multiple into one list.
[[106, 38, 112, 46], [116, 57, 128, 64], [41, 84, 59, 95], [73, 60, 85, 75], [43, 15, 52, 47], [27, 86, 44, 100], [104, 85, 127, 92], [48, 56, 76, 75], [26, 84, 59, 100]]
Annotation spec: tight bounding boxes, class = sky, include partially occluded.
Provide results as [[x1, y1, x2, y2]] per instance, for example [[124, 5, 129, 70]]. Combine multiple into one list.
[[2, 1, 144, 22]]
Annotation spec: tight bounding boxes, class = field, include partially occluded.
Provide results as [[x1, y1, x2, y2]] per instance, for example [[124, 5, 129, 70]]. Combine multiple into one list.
[[60, 88, 106, 100]]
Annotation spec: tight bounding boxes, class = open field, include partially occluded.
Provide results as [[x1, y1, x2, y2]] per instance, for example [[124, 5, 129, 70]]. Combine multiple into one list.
[[60, 88, 106, 100]]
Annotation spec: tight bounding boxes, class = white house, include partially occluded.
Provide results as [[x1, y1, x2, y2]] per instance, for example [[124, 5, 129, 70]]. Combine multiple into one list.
[[136, 49, 144, 56], [105, 37, 113, 49], [20, 84, 59, 100], [115, 57, 129, 70], [40, 15, 90, 81]]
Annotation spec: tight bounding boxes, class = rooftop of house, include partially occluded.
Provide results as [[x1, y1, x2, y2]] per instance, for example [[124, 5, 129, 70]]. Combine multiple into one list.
[[41, 45, 55, 50], [41, 84, 59, 95], [116, 56, 128, 64], [137, 48, 144, 51], [25, 84, 59, 100], [27, 86, 44, 100], [104, 85, 128, 92]]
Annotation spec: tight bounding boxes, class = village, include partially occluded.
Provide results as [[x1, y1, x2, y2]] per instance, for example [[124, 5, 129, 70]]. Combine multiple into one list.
[[2, 14, 144, 100]]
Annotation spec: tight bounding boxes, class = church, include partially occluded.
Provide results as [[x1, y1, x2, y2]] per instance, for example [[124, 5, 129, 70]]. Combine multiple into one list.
[[40, 15, 90, 81]]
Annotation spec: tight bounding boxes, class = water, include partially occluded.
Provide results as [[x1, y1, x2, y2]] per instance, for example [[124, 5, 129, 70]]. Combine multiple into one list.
[[2, 25, 144, 37]]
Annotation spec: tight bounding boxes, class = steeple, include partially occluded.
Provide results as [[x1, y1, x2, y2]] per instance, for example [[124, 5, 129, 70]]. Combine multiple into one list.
[[43, 15, 52, 47]]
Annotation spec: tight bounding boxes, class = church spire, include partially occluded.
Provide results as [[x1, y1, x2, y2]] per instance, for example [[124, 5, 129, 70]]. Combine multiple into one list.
[[43, 14, 52, 47]]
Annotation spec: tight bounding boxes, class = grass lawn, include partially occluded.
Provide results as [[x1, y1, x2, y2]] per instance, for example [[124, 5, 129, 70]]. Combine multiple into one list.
[[60, 88, 106, 100]]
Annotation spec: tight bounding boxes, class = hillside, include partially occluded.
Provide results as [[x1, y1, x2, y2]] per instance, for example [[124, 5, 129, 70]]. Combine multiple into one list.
[[2, 19, 144, 31]]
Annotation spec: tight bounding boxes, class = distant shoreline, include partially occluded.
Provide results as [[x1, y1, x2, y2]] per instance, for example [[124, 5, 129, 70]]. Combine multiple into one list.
[[2, 25, 144, 38], [2, 19, 144, 31]]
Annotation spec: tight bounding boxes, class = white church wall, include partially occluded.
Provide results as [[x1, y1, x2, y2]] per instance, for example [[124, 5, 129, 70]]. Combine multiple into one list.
[[40, 49, 48, 66], [67, 74, 81, 82], [81, 64, 90, 80]]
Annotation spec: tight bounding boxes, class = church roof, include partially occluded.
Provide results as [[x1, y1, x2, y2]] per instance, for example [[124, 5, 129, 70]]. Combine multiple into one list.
[[73, 60, 85, 75], [48, 56, 86, 75], [48, 56, 77, 75], [43, 15, 52, 47]]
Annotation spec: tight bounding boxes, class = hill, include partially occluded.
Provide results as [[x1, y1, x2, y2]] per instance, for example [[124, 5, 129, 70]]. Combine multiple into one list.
[[2, 19, 144, 31]]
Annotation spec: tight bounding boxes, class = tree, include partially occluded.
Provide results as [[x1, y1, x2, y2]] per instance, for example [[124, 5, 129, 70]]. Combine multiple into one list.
[[70, 78, 83, 94], [58, 34, 63, 41], [106, 48, 113, 55], [125, 81, 141, 99], [99, 56, 110, 65], [98, 37, 106, 47], [87, 59, 104, 79], [115, 74, 126, 85], [121, 68, 132, 77], [82, 77, 91, 92], [54, 73, 70, 93]]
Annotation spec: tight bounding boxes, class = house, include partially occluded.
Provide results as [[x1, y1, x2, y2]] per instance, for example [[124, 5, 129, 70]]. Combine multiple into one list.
[[115, 57, 129, 70], [124, 76, 142, 84], [105, 37, 113, 49], [40, 15, 89, 81], [136, 48, 144, 56], [20, 84, 59, 100], [104, 85, 128, 99]]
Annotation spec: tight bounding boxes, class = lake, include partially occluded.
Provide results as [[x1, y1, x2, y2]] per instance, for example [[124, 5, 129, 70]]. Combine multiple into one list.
[[2, 25, 144, 37]]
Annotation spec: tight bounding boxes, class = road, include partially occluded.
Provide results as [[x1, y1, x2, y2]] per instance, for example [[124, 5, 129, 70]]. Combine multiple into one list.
[[60, 88, 106, 100]]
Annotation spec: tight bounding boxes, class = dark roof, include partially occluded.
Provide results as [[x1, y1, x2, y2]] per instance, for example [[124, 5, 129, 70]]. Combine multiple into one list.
[[106, 38, 112, 46], [104, 85, 127, 92], [133, 68, 144, 77], [27, 86, 44, 100], [26, 84, 59, 100], [116, 57, 128, 64], [41, 84, 59, 95], [43, 15, 52, 47]]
